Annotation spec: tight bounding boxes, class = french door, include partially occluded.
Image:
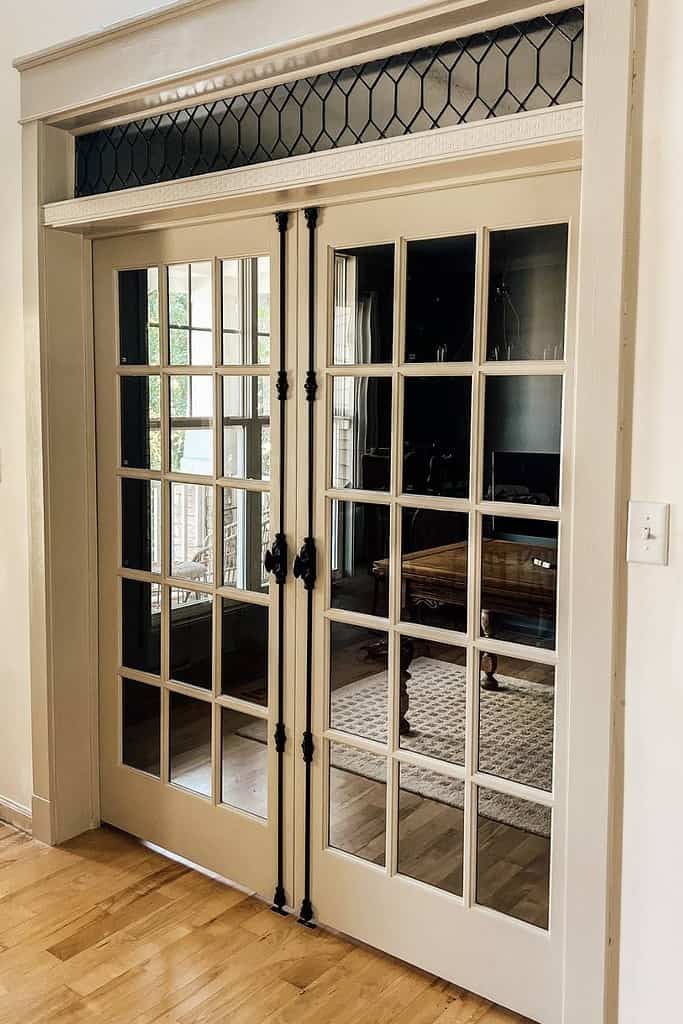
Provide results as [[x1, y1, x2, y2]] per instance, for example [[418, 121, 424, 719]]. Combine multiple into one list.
[[95, 168, 578, 1023]]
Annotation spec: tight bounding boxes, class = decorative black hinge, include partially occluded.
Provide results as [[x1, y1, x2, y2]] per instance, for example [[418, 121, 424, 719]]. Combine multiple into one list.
[[301, 730, 314, 764], [293, 537, 316, 590], [276, 369, 288, 401], [274, 721, 286, 754], [264, 533, 288, 585], [303, 369, 317, 402]]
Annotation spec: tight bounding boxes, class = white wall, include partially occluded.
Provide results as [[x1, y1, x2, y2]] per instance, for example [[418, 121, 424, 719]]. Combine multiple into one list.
[[618, 0, 683, 1019], [0, 4, 163, 815]]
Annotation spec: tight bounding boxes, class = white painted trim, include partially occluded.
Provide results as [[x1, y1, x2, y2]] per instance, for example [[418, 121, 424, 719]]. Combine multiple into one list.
[[0, 795, 32, 833], [43, 105, 583, 230], [15, 0, 578, 129]]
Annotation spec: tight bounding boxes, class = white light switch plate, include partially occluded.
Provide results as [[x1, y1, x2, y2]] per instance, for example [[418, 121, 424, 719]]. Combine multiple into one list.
[[627, 501, 670, 565]]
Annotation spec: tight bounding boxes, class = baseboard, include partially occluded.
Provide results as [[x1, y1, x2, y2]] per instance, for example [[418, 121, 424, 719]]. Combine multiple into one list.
[[0, 794, 32, 833]]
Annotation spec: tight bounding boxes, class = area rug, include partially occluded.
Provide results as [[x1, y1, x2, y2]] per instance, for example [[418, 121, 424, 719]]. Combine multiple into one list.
[[330, 656, 553, 837]]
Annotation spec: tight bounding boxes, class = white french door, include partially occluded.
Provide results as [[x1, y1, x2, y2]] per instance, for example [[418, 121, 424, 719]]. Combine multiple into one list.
[[301, 171, 578, 1024], [94, 214, 297, 899], [95, 168, 579, 1023]]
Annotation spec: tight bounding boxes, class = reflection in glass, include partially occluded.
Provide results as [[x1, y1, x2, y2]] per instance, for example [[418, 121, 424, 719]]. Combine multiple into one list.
[[121, 478, 161, 574], [221, 708, 268, 818], [119, 267, 160, 365], [331, 377, 391, 491], [405, 235, 475, 362], [398, 765, 464, 895], [169, 375, 213, 475], [168, 262, 213, 365], [169, 692, 212, 796], [222, 256, 270, 365], [330, 621, 387, 742], [329, 741, 386, 865], [476, 787, 551, 928], [221, 598, 268, 706], [487, 224, 568, 361], [120, 376, 161, 470], [170, 482, 214, 584], [478, 655, 554, 791], [403, 377, 471, 497], [330, 500, 389, 617], [223, 488, 269, 592], [400, 507, 468, 632], [333, 244, 394, 364], [223, 376, 270, 480], [121, 579, 161, 675], [122, 678, 160, 777], [483, 376, 562, 506], [169, 589, 213, 690], [481, 516, 558, 653], [398, 638, 466, 763]]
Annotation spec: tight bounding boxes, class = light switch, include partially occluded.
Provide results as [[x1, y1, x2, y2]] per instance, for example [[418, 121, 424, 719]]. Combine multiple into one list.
[[627, 501, 670, 565]]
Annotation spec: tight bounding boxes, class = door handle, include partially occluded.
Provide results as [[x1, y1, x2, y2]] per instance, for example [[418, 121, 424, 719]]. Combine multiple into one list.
[[263, 533, 288, 585], [292, 537, 316, 591]]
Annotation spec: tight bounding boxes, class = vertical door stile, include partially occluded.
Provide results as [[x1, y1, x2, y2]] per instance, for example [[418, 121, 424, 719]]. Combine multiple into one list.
[[293, 206, 319, 927], [265, 210, 291, 914]]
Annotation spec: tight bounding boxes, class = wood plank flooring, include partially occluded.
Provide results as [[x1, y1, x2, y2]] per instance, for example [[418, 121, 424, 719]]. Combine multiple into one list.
[[0, 822, 531, 1024]]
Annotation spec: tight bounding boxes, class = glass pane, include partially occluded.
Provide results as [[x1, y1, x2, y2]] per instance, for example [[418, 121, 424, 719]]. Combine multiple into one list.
[[330, 500, 389, 617], [122, 678, 160, 777], [223, 376, 271, 480], [405, 235, 475, 363], [481, 516, 558, 650], [222, 488, 269, 592], [483, 376, 562, 506], [121, 579, 161, 675], [168, 261, 213, 366], [401, 508, 468, 632], [476, 787, 551, 928], [331, 377, 391, 491], [399, 638, 466, 764], [170, 482, 214, 584], [329, 741, 386, 865], [487, 224, 568, 362], [121, 478, 161, 573], [403, 377, 471, 497], [221, 708, 268, 818], [478, 654, 554, 791], [170, 375, 213, 475], [398, 764, 464, 895], [120, 376, 161, 471], [332, 244, 394, 364], [169, 692, 212, 797], [119, 268, 160, 365], [222, 256, 271, 365], [169, 588, 213, 690], [330, 622, 387, 743], [221, 598, 268, 706]]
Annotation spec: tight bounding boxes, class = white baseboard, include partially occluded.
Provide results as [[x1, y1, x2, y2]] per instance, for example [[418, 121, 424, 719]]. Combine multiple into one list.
[[0, 794, 32, 833]]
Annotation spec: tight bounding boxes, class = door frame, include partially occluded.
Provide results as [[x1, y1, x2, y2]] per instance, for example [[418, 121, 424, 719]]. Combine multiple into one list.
[[18, 3, 636, 1022]]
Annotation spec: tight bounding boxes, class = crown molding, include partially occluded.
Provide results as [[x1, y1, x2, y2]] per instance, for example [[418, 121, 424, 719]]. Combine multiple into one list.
[[43, 104, 583, 231]]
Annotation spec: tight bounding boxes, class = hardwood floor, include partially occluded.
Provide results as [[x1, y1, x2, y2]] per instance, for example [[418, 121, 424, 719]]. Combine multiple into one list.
[[0, 822, 530, 1024]]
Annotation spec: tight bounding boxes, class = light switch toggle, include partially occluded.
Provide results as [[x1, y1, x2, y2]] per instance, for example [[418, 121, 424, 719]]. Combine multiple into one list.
[[627, 501, 670, 565]]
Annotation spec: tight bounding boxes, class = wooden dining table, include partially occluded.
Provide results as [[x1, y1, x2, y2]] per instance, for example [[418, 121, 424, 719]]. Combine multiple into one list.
[[373, 538, 557, 733]]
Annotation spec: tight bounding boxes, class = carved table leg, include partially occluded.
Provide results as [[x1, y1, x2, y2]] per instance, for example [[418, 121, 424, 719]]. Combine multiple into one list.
[[399, 637, 414, 735], [480, 608, 499, 691]]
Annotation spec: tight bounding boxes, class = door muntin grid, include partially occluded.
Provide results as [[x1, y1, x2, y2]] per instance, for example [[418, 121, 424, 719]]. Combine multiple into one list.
[[115, 255, 276, 823], [321, 215, 570, 931]]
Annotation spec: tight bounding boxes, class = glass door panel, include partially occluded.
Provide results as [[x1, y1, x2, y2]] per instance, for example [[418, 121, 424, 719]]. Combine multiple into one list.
[[309, 173, 577, 1024]]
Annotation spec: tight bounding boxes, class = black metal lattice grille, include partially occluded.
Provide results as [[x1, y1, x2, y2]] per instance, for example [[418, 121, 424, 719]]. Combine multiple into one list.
[[75, 6, 583, 197]]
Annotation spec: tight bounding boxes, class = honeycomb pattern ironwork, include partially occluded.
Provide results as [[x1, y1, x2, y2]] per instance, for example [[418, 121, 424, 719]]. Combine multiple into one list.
[[75, 6, 583, 197]]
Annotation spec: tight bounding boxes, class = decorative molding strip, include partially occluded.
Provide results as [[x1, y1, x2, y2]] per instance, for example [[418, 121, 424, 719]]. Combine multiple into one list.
[[0, 795, 32, 834], [43, 104, 582, 229]]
